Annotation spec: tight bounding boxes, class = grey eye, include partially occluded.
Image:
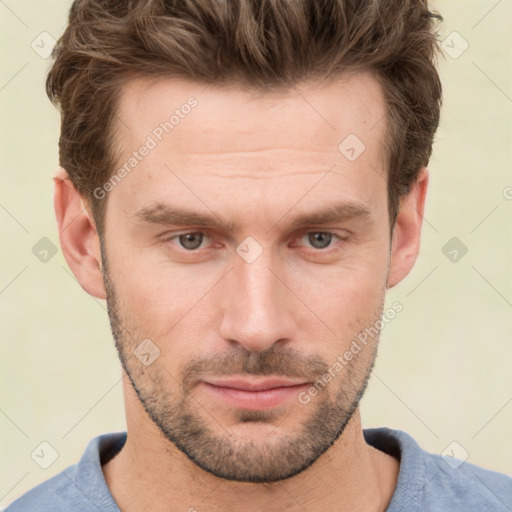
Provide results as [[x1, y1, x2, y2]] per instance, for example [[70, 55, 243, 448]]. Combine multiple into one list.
[[307, 232, 333, 249], [178, 232, 204, 250]]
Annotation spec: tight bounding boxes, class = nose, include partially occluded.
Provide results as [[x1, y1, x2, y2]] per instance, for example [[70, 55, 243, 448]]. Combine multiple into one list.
[[217, 248, 297, 353]]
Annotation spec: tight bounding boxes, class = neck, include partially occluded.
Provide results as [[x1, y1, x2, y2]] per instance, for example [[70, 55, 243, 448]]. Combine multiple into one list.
[[102, 397, 399, 512]]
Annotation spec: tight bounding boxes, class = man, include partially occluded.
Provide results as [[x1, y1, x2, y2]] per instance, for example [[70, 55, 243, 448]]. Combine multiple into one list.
[[6, 0, 512, 510]]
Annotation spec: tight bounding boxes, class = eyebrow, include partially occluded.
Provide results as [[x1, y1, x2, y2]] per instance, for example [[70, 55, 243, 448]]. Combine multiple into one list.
[[133, 201, 372, 232]]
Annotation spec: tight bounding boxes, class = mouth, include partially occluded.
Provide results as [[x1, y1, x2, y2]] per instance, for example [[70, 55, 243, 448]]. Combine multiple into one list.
[[200, 376, 310, 410]]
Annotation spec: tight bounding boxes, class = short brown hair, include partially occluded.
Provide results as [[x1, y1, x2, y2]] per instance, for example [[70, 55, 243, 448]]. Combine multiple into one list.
[[47, 0, 443, 236]]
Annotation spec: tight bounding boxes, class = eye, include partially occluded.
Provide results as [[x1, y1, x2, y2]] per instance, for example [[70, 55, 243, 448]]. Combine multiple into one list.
[[169, 232, 209, 250], [296, 231, 344, 250], [163, 230, 346, 253]]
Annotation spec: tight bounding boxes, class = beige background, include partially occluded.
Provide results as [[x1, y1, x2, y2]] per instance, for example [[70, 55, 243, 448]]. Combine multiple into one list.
[[1, 0, 511, 507]]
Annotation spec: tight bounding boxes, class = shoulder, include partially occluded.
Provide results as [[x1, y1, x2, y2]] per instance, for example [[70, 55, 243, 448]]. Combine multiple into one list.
[[3, 465, 78, 512], [423, 447, 512, 510], [4, 432, 126, 512], [364, 427, 512, 511]]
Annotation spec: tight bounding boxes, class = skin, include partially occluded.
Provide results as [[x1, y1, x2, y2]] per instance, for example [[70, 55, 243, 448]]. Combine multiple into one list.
[[54, 71, 428, 512]]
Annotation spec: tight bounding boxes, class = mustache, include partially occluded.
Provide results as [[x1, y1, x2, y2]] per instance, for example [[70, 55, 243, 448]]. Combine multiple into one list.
[[180, 345, 330, 390]]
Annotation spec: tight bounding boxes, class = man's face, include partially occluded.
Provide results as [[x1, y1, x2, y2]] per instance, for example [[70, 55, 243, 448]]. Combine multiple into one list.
[[101, 73, 392, 482]]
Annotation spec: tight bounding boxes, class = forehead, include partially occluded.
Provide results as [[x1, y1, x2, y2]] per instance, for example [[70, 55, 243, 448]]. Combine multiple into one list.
[[108, 72, 389, 228], [114, 72, 387, 158]]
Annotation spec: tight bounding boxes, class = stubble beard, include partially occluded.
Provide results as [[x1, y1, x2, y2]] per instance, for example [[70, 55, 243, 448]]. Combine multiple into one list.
[[101, 250, 383, 483]]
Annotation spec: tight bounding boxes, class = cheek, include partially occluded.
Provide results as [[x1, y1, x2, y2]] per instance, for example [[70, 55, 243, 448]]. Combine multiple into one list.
[[303, 272, 385, 333], [106, 218, 389, 350], [107, 244, 223, 346], [285, 247, 389, 354]]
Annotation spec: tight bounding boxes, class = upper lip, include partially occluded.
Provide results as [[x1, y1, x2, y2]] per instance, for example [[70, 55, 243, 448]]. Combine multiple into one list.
[[203, 376, 309, 391]]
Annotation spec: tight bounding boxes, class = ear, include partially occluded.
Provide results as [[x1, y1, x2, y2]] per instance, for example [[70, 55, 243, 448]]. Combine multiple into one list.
[[54, 167, 106, 299], [387, 167, 429, 288]]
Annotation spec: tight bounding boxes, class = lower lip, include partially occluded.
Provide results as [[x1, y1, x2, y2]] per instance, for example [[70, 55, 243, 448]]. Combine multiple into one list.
[[201, 382, 310, 410]]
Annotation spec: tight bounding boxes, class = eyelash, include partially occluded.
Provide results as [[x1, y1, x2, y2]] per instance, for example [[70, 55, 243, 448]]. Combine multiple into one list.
[[162, 230, 348, 252]]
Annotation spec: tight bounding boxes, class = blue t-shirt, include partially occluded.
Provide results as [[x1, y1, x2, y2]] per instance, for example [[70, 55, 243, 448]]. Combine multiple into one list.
[[5, 427, 512, 511]]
